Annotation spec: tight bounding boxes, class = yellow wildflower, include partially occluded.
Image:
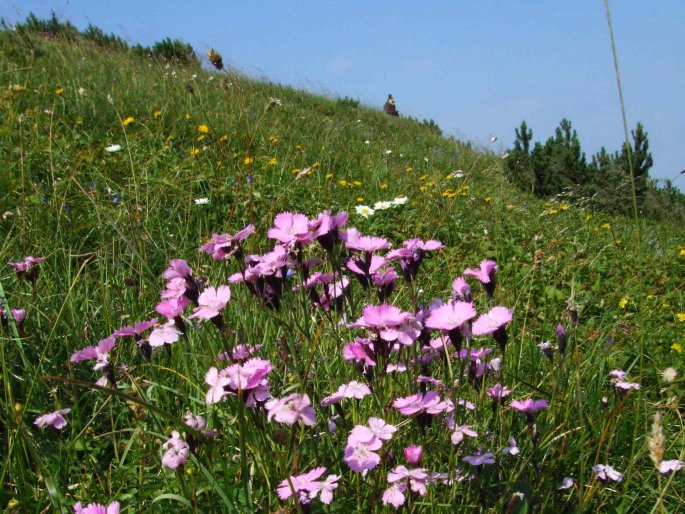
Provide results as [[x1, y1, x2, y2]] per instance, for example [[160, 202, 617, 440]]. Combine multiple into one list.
[[406, 166, 413, 172], [154, 110, 162, 118], [676, 313, 685, 322], [353, 180, 362, 187], [380, 183, 388, 189], [219, 135, 228, 142], [295, 144, 302, 150], [547, 209, 559, 215], [196, 135, 205, 142], [185, 113, 191, 120], [198, 124, 209, 134], [484, 197, 492, 203], [312, 162, 320, 168], [356, 197, 364, 202], [419, 174, 428, 181], [122, 116, 135, 126], [339, 180, 349, 187], [560, 205, 569, 211], [619, 296, 629, 309], [55, 87, 64, 95], [586, 215, 592, 221], [680, 248, 685, 256], [671, 343, 682, 353], [268, 157, 278, 165], [603, 223, 611, 229], [75, 119, 83, 125], [190, 148, 200, 156], [268, 135, 279, 144], [292, 168, 302, 174], [325, 173, 334, 179], [165, 134, 173, 141], [244, 157, 254, 165]]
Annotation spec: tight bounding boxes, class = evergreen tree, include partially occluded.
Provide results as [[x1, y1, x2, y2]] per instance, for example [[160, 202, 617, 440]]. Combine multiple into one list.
[[615, 122, 653, 199]]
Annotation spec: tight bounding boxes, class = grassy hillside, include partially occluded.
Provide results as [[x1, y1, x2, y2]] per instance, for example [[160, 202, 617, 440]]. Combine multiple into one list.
[[1, 27, 684, 513]]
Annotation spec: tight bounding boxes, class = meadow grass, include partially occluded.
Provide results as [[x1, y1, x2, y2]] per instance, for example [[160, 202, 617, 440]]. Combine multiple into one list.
[[0, 29, 684, 513]]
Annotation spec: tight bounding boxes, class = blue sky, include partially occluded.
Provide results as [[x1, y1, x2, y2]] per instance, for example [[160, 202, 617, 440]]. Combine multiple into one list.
[[4, 1, 684, 186]]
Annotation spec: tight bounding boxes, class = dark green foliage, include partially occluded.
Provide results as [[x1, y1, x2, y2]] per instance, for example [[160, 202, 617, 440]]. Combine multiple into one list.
[[505, 118, 683, 221], [420, 118, 443, 136], [336, 96, 360, 109]]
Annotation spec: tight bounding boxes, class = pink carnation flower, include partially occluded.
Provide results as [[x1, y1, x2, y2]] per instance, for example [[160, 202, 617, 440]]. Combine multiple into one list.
[[266, 393, 316, 426], [510, 398, 548, 414], [463, 452, 496, 467], [34, 408, 71, 429], [382, 482, 408, 508], [73, 501, 120, 514], [424, 301, 477, 331], [268, 212, 312, 245], [659, 459, 684, 475], [148, 320, 181, 347], [450, 424, 478, 445], [71, 336, 116, 371], [592, 464, 623, 483], [190, 285, 231, 320], [472, 306, 513, 335], [161, 431, 189, 469]]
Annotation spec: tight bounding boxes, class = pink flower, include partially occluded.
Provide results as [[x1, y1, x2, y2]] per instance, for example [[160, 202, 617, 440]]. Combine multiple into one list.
[[368, 417, 398, 440], [268, 212, 311, 245], [163, 259, 193, 280], [348, 304, 420, 346], [224, 358, 272, 391], [487, 383, 513, 401], [386, 238, 443, 281], [71, 336, 116, 371], [342, 338, 376, 366], [658, 459, 684, 474], [608, 369, 627, 380], [592, 464, 622, 483], [312, 473, 339, 504], [148, 320, 180, 347], [344, 440, 382, 472], [464, 259, 497, 297], [404, 445, 423, 465], [450, 424, 478, 445], [205, 367, 230, 404], [156, 297, 189, 318], [199, 224, 254, 260], [424, 301, 477, 331], [266, 393, 316, 426], [452, 277, 472, 302], [73, 501, 120, 514], [472, 306, 513, 335], [321, 380, 372, 406], [277, 466, 326, 501], [34, 408, 71, 429], [463, 259, 497, 284], [502, 437, 520, 456], [343, 228, 391, 253], [388, 465, 429, 495], [161, 431, 189, 469], [463, 452, 496, 467], [190, 285, 231, 320], [310, 210, 347, 250], [113, 319, 156, 339], [382, 482, 408, 508], [393, 391, 441, 416]]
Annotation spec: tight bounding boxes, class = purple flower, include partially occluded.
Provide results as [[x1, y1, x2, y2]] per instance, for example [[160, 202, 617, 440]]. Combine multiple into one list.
[[313, 473, 340, 505], [472, 306, 513, 351], [344, 440, 382, 472], [510, 399, 548, 415], [73, 501, 120, 514], [34, 408, 71, 429], [266, 393, 316, 426], [348, 304, 420, 346], [487, 383, 513, 401], [559, 477, 575, 490], [310, 210, 347, 251], [156, 297, 189, 318], [343, 228, 391, 253], [71, 336, 116, 371], [163, 259, 193, 280], [425, 301, 477, 332], [556, 323, 567, 355], [592, 464, 623, 483], [113, 319, 157, 339], [463, 452, 496, 467], [161, 431, 189, 469]]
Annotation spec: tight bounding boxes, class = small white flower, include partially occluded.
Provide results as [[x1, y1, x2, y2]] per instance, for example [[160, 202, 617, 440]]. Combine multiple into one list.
[[194, 197, 209, 205], [107, 94, 113, 104], [355, 205, 375, 218], [385, 150, 392, 155], [373, 201, 392, 210], [296, 167, 311, 179], [364, 140, 370, 144], [392, 196, 408, 206], [105, 144, 122, 153], [78, 87, 86, 97], [450, 170, 465, 179], [192, 73, 197, 79], [356, 119, 362, 123], [43, 109, 53, 115]]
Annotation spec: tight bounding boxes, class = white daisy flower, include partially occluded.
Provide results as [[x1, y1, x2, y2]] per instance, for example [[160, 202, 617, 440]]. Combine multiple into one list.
[[355, 205, 375, 218], [391, 196, 408, 206], [105, 144, 122, 153], [373, 201, 392, 210]]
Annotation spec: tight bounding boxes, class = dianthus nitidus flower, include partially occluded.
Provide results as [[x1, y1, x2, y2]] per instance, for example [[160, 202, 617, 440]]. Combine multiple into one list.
[[9, 255, 45, 284], [277, 467, 339, 505], [34, 408, 71, 429], [161, 431, 189, 469], [73, 501, 120, 514], [463, 452, 496, 467], [464, 259, 497, 297], [266, 393, 316, 426], [592, 464, 623, 483], [472, 306, 513, 351]]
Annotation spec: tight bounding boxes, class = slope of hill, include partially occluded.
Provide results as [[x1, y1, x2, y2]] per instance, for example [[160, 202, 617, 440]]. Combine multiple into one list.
[[1, 26, 683, 513]]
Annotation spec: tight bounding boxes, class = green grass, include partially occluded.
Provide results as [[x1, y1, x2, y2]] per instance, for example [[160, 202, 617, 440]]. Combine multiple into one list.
[[1, 29, 684, 513]]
